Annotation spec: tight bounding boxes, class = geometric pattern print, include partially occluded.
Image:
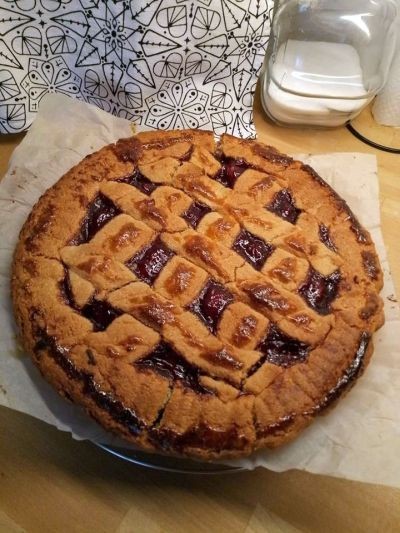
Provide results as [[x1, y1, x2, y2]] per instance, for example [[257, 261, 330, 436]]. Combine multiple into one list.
[[0, 0, 273, 137]]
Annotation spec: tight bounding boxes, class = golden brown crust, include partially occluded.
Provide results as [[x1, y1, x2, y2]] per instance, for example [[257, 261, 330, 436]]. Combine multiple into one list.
[[12, 130, 384, 460]]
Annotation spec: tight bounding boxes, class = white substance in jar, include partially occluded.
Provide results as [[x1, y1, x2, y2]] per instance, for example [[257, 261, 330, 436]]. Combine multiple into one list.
[[263, 40, 370, 126]]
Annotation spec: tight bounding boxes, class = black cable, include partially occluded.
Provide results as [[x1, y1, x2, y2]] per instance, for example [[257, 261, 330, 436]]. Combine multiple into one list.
[[346, 123, 400, 154]]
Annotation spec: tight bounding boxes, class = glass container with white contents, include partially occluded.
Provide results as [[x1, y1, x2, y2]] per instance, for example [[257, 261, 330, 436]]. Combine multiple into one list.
[[260, 0, 398, 127]]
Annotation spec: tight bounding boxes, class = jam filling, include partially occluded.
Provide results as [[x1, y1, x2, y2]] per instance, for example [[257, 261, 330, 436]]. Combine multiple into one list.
[[249, 324, 310, 373], [267, 188, 301, 224], [182, 201, 212, 229], [81, 298, 122, 331], [232, 229, 275, 270], [72, 193, 121, 245], [299, 267, 341, 315], [214, 157, 249, 188], [135, 341, 211, 394], [126, 237, 175, 285], [34, 331, 143, 435], [319, 224, 337, 252], [59, 269, 121, 332], [59, 268, 75, 307], [189, 279, 234, 333], [118, 169, 158, 195]]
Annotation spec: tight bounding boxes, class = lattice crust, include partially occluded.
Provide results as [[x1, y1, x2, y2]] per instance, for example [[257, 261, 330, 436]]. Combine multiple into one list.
[[12, 130, 384, 460]]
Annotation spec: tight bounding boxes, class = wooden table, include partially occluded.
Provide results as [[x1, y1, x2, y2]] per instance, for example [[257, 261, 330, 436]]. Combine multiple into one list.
[[0, 98, 399, 533]]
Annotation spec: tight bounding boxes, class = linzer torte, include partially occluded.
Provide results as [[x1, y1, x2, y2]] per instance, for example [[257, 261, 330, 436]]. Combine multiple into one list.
[[12, 130, 384, 460]]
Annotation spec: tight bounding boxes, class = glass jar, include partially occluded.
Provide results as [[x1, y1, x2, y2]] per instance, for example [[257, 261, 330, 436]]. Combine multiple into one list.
[[260, 0, 398, 127]]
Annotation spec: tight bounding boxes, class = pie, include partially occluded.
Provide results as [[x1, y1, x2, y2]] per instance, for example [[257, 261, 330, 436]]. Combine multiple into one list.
[[12, 130, 384, 460]]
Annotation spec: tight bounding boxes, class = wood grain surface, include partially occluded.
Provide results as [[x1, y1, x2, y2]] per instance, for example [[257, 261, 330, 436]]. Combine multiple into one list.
[[0, 96, 399, 533]]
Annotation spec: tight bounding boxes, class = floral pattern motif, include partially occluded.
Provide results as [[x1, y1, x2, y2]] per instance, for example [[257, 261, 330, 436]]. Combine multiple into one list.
[[0, 0, 274, 137], [146, 78, 209, 129], [21, 57, 81, 112]]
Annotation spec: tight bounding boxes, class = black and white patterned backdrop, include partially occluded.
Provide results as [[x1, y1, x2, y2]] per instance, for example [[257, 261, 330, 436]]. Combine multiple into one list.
[[0, 0, 273, 137]]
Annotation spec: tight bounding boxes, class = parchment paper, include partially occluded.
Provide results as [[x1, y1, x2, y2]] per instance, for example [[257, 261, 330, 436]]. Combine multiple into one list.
[[1, 94, 399, 487]]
